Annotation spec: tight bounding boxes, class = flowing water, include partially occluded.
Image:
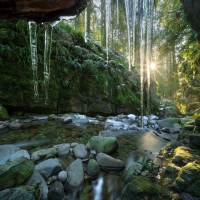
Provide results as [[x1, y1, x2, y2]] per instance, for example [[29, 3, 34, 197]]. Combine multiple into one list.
[[0, 115, 169, 199]]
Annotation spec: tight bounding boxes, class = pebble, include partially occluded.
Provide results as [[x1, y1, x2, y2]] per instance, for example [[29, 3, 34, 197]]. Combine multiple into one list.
[[58, 171, 68, 183]]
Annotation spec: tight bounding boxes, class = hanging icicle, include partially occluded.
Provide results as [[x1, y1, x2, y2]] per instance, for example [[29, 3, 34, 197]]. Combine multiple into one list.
[[105, 0, 111, 62], [28, 21, 39, 102], [124, 0, 131, 70], [43, 23, 53, 105]]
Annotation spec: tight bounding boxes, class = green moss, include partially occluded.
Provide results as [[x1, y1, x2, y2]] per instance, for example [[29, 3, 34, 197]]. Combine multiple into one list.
[[0, 106, 9, 118]]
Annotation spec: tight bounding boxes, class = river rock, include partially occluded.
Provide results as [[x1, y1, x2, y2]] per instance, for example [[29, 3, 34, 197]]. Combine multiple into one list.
[[48, 114, 56, 121], [31, 147, 58, 163], [86, 159, 100, 178], [65, 159, 84, 190], [73, 144, 88, 160], [127, 114, 136, 121], [9, 119, 21, 129], [9, 149, 30, 161], [54, 143, 70, 158], [35, 158, 63, 179], [157, 118, 181, 129], [128, 124, 139, 131], [58, 171, 68, 182], [0, 144, 20, 165], [86, 136, 118, 154], [96, 153, 125, 172], [48, 180, 65, 200], [125, 162, 143, 183], [0, 121, 9, 130], [25, 169, 48, 200], [0, 184, 41, 200], [0, 157, 35, 190]]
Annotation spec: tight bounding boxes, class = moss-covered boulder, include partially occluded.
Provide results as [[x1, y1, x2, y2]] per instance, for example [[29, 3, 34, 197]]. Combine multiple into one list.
[[172, 162, 200, 196], [157, 118, 181, 129], [0, 157, 35, 190], [0, 183, 41, 200], [86, 136, 118, 154], [121, 177, 168, 200], [0, 106, 9, 119]]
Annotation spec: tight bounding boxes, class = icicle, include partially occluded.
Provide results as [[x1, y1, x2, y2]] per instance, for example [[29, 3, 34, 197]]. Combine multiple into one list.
[[146, 0, 154, 119], [138, 0, 145, 127], [125, 0, 131, 70], [131, 0, 138, 67], [43, 23, 53, 105], [105, 0, 111, 62], [28, 21, 39, 102], [84, 10, 88, 42]]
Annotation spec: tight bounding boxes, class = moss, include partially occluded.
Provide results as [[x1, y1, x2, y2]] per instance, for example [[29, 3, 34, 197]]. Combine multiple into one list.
[[0, 106, 9, 118], [187, 179, 200, 197]]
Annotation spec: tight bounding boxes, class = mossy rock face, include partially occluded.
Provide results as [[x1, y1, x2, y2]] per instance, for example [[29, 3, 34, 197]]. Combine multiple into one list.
[[0, 183, 41, 200], [0, 157, 35, 190], [183, 124, 195, 132], [189, 134, 200, 150], [0, 106, 9, 119], [172, 162, 200, 193], [157, 118, 181, 129], [187, 179, 200, 197], [121, 177, 168, 200], [171, 146, 195, 166], [195, 117, 200, 126]]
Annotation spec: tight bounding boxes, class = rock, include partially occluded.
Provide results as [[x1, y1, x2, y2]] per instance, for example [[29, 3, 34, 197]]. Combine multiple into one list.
[[9, 149, 30, 161], [0, 184, 41, 200], [71, 143, 78, 148], [35, 158, 63, 178], [189, 134, 200, 150], [48, 181, 65, 200], [25, 169, 48, 200], [195, 117, 200, 126], [125, 162, 143, 183], [86, 159, 100, 178], [48, 114, 56, 121], [65, 159, 84, 190], [73, 144, 88, 160], [54, 144, 70, 158], [165, 163, 181, 174], [58, 171, 68, 183], [9, 119, 21, 129], [0, 121, 9, 129], [86, 136, 118, 154], [157, 118, 181, 129], [128, 124, 139, 131], [0, 0, 89, 23], [31, 148, 58, 163], [0, 144, 20, 165], [105, 119, 127, 130], [0, 105, 9, 119], [137, 116, 148, 126], [0, 157, 35, 190], [63, 116, 73, 124], [96, 153, 125, 172], [127, 114, 136, 121]]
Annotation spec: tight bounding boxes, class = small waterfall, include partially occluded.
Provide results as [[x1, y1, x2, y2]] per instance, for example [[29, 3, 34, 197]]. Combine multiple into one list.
[[93, 176, 104, 200], [105, 0, 111, 62], [28, 21, 39, 102], [124, 0, 131, 70], [43, 23, 53, 105]]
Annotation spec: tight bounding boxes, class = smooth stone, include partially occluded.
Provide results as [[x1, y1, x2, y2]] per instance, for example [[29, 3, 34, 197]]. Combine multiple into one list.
[[54, 144, 70, 157], [96, 153, 125, 172], [128, 124, 139, 131], [73, 144, 88, 159], [0, 144, 20, 165], [48, 181, 65, 200], [127, 114, 136, 121], [31, 148, 58, 163], [35, 158, 63, 178], [9, 119, 21, 129], [58, 171, 68, 182], [25, 169, 48, 200], [0, 157, 35, 190], [86, 136, 118, 154], [65, 159, 84, 190], [86, 159, 100, 178], [0, 121, 9, 130], [71, 143, 78, 148], [0, 184, 41, 200], [9, 149, 30, 161]]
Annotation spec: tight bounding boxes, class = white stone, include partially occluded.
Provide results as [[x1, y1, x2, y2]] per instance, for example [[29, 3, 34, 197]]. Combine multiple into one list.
[[10, 150, 30, 161], [58, 171, 68, 182]]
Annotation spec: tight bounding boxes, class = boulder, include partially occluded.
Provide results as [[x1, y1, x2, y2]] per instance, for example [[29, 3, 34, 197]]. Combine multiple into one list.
[[96, 153, 125, 172], [86, 159, 100, 178], [9, 149, 30, 161], [25, 170, 48, 200], [0, 157, 35, 190], [73, 144, 88, 160], [65, 159, 84, 190], [48, 181, 65, 200], [9, 120, 21, 129], [157, 118, 181, 129], [53, 143, 70, 158], [35, 158, 63, 178], [0, 144, 20, 165], [0, 184, 41, 200], [31, 148, 58, 163], [0, 106, 9, 119], [86, 136, 118, 154]]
